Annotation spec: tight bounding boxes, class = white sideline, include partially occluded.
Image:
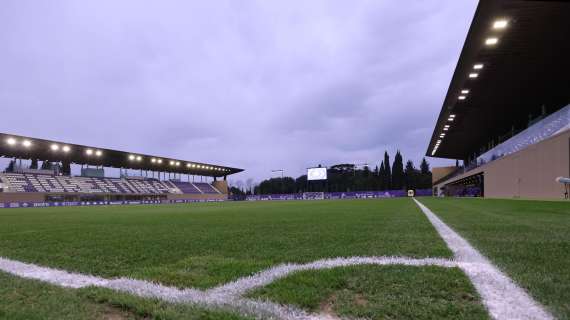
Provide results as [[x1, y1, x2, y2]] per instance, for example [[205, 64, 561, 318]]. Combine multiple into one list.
[[0, 255, 456, 320], [413, 198, 553, 320]]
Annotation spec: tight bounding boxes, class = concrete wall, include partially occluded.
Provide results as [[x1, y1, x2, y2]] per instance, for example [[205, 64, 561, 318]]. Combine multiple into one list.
[[0, 190, 228, 203], [0, 193, 45, 203], [432, 166, 458, 184], [436, 129, 570, 200], [166, 193, 227, 201], [212, 180, 228, 194]]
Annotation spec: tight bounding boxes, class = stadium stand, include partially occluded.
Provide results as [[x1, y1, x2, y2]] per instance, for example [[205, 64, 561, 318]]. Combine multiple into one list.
[[193, 183, 221, 194], [427, 1, 570, 200], [170, 181, 202, 194], [0, 133, 242, 206], [0, 172, 229, 196]]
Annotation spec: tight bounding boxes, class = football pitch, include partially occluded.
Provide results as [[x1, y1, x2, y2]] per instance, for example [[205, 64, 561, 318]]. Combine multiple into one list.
[[0, 198, 568, 320]]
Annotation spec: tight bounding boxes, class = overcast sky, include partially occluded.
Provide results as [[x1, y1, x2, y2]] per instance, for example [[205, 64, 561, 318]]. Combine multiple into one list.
[[0, 0, 477, 184]]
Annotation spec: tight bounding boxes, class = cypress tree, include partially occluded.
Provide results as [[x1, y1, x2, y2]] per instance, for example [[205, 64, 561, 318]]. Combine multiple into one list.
[[391, 151, 404, 190], [404, 160, 417, 189], [383, 151, 391, 190], [378, 160, 386, 190]]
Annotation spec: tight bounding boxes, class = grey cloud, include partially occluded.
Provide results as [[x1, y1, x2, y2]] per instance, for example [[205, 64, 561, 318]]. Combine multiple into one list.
[[0, 0, 477, 182]]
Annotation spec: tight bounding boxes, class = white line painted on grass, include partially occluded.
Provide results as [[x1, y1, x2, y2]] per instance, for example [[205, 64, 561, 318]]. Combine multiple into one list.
[[413, 198, 553, 320], [0, 255, 456, 320]]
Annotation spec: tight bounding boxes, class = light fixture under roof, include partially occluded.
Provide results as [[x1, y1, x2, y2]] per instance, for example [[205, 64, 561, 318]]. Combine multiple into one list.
[[157, 159, 163, 164], [485, 37, 498, 45], [493, 19, 508, 29], [6, 138, 16, 145], [449, 114, 456, 118], [448, 117, 454, 121], [22, 140, 32, 148], [458, 95, 466, 100], [473, 64, 484, 70], [469, 73, 478, 78], [151, 158, 156, 163], [95, 150, 102, 157], [51, 144, 59, 151], [86, 149, 93, 155], [62, 145, 71, 153], [461, 89, 469, 94], [129, 154, 135, 160], [136, 156, 142, 161]]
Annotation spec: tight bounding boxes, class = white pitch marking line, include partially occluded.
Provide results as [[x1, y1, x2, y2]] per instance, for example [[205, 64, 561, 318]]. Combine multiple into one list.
[[0, 255, 456, 320], [413, 198, 554, 320]]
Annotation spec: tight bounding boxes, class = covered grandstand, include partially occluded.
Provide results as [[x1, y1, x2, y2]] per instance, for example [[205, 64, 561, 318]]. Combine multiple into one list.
[[0, 133, 243, 206], [427, 0, 570, 199]]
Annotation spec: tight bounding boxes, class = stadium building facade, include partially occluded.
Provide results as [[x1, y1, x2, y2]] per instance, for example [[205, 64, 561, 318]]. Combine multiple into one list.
[[427, 0, 570, 199], [0, 133, 243, 206]]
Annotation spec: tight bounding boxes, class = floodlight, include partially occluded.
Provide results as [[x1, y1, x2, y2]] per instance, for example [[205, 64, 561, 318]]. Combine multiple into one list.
[[461, 89, 469, 94], [129, 155, 135, 160], [157, 159, 163, 164], [170, 160, 175, 165], [95, 150, 102, 157], [6, 138, 16, 145], [473, 64, 484, 70], [22, 140, 32, 148], [448, 117, 454, 121], [62, 145, 71, 153], [51, 144, 59, 151], [449, 114, 456, 118], [485, 37, 498, 45], [191, 164, 196, 168], [493, 19, 508, 29], [136, 156, 142, 161], [458, 96, 466, 100], [175, 161, 180, 166], [86, 149, 93, 155], [186, 163, 191, 167], [469, 73, 478, 78], [151, 158, 156, 163]]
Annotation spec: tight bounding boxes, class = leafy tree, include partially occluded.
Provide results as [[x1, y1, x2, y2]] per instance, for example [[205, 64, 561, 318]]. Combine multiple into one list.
[[5, 160, 15, 172], [30, 159, 38, 169], [418, 158, 432, 188], [62, 161, 71, 175], [404, 160, 418, 189], [420, 158, 430, 174], [41, 161, 51, 170]]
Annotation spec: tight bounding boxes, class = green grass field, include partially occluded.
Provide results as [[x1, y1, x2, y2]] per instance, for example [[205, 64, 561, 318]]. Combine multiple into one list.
[[0, 197, 568, 319], [420, 198, 570, 319]]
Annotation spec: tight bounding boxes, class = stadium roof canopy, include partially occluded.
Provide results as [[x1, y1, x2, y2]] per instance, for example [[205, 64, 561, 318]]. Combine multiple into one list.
[[0, 132, 243, 177], [427, 0, 570, 160]]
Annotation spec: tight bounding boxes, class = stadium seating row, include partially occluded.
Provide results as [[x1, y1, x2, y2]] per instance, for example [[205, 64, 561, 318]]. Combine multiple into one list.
[[0, 173, 221, 195]]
